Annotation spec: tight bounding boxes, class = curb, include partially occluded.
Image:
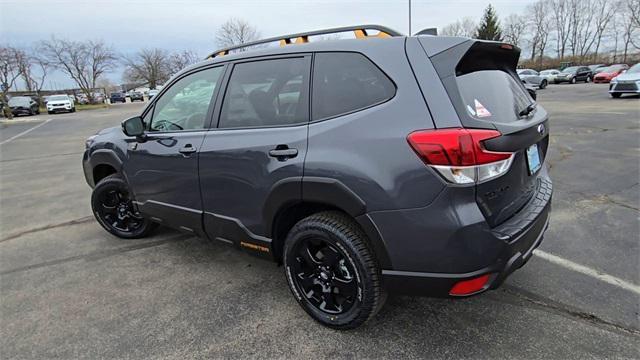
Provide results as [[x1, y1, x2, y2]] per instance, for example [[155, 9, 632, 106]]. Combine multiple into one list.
[[0, 118, 49, 125]]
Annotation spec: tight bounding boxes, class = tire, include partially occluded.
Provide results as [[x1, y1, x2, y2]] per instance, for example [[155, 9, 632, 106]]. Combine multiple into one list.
[[586, 76, 592, 83], [35, 109, 40, 115], [570, 77, 576, 84], [610, 93, 622, 98], [71, 107, 76, 113], [47, 111, 53, 115], [283, 211, 385, 330], [539, 80, 547, 89], [91, 174, 157, 239]]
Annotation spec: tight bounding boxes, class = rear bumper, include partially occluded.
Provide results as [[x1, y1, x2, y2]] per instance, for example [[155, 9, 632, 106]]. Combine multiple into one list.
[[374, 170, 553, 297], [382, 202, 549, 297]]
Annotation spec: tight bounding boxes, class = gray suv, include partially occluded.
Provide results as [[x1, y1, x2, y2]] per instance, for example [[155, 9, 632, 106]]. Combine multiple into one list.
[[82, 25, 552, 329]]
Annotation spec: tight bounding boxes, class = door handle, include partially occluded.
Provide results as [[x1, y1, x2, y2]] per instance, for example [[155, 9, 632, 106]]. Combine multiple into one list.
[[179, 144, 197, 154], [269, 146, 298, 160]]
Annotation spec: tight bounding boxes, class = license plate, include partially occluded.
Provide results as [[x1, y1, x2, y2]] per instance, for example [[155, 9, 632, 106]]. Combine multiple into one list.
[[526, 144, 541, 175]]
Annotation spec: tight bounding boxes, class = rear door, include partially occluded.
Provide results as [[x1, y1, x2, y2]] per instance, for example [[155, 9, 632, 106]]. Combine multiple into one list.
[[199, 55, 311, 253], [423, 40, 550, 227], [124, 65, 225, 234]]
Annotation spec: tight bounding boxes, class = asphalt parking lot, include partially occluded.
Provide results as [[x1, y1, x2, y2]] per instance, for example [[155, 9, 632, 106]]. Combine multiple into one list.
[[0, 84, 638, 359]]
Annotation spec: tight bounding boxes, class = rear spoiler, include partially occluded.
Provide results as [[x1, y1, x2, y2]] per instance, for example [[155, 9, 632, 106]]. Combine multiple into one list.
[[455, 41, 521, 76]]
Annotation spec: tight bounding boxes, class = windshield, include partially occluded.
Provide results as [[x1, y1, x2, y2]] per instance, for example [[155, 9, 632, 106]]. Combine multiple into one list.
[[628, 64, 640, 73], [456, 70, 533, 123], [8, 97, 30, 106], [49, 95, 68, 101], [562, 66, 579, 74], [602, 65, 625, 73]]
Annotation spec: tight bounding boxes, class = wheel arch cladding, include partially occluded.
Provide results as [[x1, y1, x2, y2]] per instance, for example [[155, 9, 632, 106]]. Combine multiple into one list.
[[264, 177, 392, 268], [89, 149, 122, 185]]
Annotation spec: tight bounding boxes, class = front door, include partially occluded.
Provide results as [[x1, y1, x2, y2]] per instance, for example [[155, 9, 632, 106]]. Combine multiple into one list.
[[124, 65, 225, 235], [199, 55, 311, 254]]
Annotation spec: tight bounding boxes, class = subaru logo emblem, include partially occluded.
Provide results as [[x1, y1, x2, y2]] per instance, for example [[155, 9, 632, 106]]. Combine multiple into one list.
[[537, 124, 545, 135]]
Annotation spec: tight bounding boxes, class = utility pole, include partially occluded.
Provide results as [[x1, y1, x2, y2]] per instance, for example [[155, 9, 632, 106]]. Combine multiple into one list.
[[408, 0, 412, 35]]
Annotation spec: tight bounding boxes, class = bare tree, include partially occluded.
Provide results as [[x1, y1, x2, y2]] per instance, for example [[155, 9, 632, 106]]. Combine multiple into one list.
[[626, 0, 640, 49], [39, 37, 116, 103], [0, 46, 25, 119], [589, 0, 617, 59], [527, 0, 551, 64], [215, 18, 260, 49], [503, 14, 527, 47], [550, 0, 572, 59], [441, 17, 477, 37], [16, 48, 50, 103], [567, 0, 597, 59], [167, 50, 199, 75], [123, 48, 170, 90], [620, 0, 639, 60]]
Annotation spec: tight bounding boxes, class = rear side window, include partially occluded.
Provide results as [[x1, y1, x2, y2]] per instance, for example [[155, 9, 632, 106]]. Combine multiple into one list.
[[219, 57, 310, 128], [312, 52, 395, 121], [457, 70, 532, 123]]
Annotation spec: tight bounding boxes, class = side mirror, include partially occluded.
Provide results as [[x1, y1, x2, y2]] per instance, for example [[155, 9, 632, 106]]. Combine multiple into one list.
[[122, 116, 145, 137]]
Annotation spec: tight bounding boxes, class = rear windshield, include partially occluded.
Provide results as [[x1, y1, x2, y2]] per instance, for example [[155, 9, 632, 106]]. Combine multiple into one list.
[[456, 70, 532, 123]]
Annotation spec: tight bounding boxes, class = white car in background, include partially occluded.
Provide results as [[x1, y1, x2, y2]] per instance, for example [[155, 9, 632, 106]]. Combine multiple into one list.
[[46, 94, 75, 114], [148, 89, 160, 100], [609, 63, 640, 98], [540, 69, 561, 83]]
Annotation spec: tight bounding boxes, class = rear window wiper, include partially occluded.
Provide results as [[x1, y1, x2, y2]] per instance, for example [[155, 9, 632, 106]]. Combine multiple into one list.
[[519, 102, 537, 117]]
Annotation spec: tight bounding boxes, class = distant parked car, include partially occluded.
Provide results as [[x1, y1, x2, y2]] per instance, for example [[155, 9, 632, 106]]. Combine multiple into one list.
[[46, 94, 76, 114], [147, 89, 160, 99], [517, 69, 547, 89], [130, 91, 144, 102], [594, 64, 629, 83], [555, 66, 592, 83], [110, 92, 127, 103], [540, 69, 561, 83], [8, 96, 39, 116], [609, 63, 640, 98]]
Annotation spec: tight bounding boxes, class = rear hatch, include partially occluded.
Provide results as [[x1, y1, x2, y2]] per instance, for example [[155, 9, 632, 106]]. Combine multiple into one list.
[[424, 40, 549, 227]]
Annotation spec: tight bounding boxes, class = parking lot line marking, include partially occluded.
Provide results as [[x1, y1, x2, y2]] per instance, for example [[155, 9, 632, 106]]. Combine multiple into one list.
[[0, 118, 52, 146], [534, 249, 640, 295]]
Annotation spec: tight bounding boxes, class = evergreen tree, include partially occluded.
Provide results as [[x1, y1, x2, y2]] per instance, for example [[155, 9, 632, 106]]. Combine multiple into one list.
[[475, 4, 503, 41]]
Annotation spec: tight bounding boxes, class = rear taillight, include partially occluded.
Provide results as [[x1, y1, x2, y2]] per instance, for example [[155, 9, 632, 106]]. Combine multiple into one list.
[[407, 128, 514, 185], [449, 274, 492, 296]]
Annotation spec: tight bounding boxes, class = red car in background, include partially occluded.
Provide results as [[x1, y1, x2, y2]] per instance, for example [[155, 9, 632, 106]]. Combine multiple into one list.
[[593, 64, 629, 83]]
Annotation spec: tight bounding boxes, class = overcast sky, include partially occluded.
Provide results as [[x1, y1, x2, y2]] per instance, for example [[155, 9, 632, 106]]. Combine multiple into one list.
[[0, 0, 533, 89]]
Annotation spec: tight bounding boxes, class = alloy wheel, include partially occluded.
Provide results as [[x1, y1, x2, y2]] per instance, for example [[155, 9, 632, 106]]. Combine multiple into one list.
[[290, 237, 360, 315], [96, 187, 144, 233]]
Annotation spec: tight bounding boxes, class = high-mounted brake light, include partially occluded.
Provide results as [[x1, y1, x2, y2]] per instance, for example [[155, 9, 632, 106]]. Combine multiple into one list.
[[407, 128, 514, 184]]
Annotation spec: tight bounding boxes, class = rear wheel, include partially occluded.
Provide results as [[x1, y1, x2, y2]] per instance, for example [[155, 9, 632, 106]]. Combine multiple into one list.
[[539, 80, 547, 89], [283, 211, 385, 330], [91, 174, 157, 239], [570, 77, 577, 84], [610, 93, 622, 98]]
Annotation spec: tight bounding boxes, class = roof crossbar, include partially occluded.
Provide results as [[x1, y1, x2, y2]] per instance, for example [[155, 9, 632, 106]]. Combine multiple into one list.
[[206, 24, 402, 59]]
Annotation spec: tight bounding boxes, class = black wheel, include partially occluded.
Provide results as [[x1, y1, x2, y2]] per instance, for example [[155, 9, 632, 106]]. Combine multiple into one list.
[[610, 93, 622, 98], [586, 76, 592, 83], [570, 77, 576, 84], [283, 211, 385, 330], [539, 80, 547, 89], [35, 109, 40, 115], [47, 111, 53, 115], [91, 175, 157, 239], [71, 107, 76, 112]]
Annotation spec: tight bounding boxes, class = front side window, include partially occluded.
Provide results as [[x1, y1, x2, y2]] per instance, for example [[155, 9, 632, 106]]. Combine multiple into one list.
[[312, 52, 395, 120], [218, 57, 310, 128], [150, 66, 223, 132]]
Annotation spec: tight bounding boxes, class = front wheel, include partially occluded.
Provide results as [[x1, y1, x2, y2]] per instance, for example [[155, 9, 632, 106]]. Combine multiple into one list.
[[586, 76, 592, 83], [610, 93, 622, 98], [283, 211, 386, 330], [539, 80, 547, 89], [570, 77, 577, 84], [91, 175, 157, 239]]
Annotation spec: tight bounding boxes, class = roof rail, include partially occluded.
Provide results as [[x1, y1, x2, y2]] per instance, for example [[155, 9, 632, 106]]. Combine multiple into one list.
[[206, 24, 402, 59]]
